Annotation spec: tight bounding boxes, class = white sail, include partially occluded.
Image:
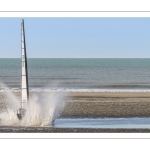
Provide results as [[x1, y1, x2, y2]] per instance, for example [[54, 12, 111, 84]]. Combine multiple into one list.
[[21, 19, 29, 109]]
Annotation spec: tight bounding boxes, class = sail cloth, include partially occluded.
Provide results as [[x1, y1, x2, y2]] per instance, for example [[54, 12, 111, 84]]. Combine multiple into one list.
[[21, 19, 29, 108]]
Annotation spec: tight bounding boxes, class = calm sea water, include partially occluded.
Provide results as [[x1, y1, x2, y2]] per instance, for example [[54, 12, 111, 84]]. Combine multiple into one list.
[[0, 58, 150, 90]]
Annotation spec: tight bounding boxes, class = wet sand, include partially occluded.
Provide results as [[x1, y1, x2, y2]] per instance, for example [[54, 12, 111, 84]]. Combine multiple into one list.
[[1, 91, 150, 133], [62, 92, 150, 118], [1, 126, 150, 133]]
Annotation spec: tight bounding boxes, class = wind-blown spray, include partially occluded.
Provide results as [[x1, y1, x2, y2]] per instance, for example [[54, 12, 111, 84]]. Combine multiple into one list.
[[21, 92, 65, 126], [0, 83, 66, 126]]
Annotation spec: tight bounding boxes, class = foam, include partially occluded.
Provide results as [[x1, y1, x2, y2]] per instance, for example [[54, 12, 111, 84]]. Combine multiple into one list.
[[1, 88, 150, 93]]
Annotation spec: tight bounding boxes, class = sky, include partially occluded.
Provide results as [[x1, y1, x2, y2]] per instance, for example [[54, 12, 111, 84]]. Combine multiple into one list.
[[0, 17, 150, 58]]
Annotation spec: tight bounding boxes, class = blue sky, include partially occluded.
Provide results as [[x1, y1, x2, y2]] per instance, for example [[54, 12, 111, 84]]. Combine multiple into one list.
[[0, 18, 150, 58]]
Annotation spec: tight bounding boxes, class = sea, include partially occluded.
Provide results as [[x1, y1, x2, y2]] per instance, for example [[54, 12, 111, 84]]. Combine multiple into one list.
[[1, 58, 150, 92]]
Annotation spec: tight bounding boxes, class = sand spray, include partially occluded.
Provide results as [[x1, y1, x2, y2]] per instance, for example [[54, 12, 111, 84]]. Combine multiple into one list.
[[0, 83, 66, 126]]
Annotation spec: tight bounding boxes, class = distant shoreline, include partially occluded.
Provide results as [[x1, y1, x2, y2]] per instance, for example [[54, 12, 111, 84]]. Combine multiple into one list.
[[1, 88, 150, 93]]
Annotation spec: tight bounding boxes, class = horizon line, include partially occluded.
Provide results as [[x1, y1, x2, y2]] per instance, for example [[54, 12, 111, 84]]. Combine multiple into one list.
[[1, 57, 150, 59]]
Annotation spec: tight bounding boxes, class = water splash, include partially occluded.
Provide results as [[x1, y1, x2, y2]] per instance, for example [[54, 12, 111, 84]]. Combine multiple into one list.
[[0, 83, 66, 126], [21, 92, 65, 126]]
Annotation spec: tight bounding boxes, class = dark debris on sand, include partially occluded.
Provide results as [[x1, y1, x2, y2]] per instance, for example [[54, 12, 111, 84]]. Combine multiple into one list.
[[0, 127, 150, 133]]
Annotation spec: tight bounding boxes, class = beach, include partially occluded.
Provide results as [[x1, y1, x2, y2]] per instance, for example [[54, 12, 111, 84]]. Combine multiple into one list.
[[1, 91, 150, 132], [62, 92, 150, 118]]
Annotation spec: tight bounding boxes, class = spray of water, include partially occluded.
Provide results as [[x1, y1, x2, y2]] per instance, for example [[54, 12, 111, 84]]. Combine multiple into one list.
[[0, 83, 66, 126]]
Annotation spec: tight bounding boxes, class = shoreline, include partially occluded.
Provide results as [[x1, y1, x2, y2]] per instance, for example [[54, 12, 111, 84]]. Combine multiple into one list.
[[1, 88, 150, 93]]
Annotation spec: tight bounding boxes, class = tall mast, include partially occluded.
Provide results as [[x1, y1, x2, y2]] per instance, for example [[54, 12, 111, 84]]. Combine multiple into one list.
[[21, 19, 29, 108]]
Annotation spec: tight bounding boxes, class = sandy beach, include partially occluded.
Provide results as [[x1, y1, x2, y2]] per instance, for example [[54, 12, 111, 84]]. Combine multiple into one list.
[[62, 92, 150, 118], [1, 91, 150, 132]]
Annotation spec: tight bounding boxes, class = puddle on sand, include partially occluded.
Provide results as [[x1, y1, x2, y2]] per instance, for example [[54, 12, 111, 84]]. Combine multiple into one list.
[[53, 118, 150, 129]]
